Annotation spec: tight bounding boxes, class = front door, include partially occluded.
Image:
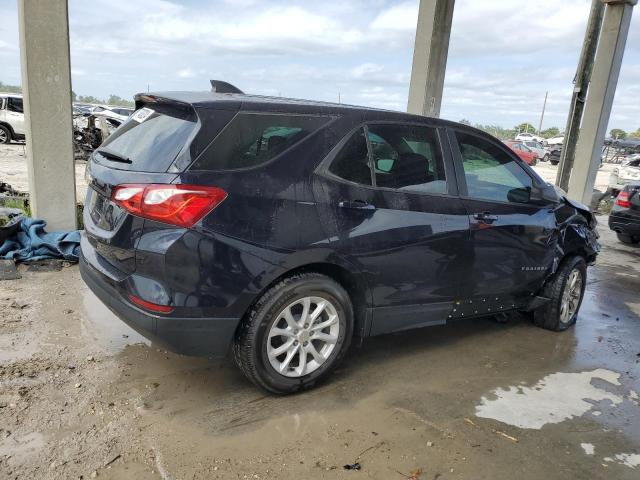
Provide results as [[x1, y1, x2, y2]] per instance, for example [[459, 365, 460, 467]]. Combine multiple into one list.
[[316, 123, 469, 335], [448, 129, 557, 316]]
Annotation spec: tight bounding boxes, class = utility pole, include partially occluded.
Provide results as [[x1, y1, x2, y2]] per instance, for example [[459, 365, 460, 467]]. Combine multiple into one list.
[[538, 91, 548, 134], [556, 0, 604, 190]]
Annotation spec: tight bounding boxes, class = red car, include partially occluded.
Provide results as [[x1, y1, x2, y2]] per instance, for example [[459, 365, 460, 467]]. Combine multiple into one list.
[[504, 140, 538, 165]]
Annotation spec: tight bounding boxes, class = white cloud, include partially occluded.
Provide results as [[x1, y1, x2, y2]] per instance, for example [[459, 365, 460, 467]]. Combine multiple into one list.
[[0, 0, 638, 131]]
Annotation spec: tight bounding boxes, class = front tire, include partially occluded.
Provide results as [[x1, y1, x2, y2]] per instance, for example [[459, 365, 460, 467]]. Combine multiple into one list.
[[534, 256, 586, 331], [233, 273, 353, 394]]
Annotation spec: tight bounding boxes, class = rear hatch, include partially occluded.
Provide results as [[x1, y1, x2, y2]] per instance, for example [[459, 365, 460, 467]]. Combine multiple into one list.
[[83, 98, 200, 275]]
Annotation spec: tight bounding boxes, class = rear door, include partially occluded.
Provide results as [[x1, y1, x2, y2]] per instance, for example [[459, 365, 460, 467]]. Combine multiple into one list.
[[448, 129, 557, 313], [316, 122, 469, 335]]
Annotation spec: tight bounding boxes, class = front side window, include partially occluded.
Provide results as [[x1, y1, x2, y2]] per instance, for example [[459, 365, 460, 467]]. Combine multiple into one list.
[[368, 124, 447, 194], [456, 133, 533, 203], [193, 113, 331, 170]]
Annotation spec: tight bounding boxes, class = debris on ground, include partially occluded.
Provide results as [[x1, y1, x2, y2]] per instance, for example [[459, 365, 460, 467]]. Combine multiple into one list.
[[0, 217, 80, 263], [0, 259, 20, 280], [343, 462, 361, 471], [492, 430, 519, 443]]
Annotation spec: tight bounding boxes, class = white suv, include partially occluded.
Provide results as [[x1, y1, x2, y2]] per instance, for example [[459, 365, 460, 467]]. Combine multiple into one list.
[[0, 93, 25, 144], [515, 132, 542, 143]]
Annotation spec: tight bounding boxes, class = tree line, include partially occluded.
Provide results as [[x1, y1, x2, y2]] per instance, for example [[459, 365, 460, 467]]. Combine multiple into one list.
[[1, 80, 134, 107]]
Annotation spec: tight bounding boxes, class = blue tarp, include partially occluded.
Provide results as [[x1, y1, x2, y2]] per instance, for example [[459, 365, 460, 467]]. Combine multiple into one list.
[[0, 217, 80, 263]]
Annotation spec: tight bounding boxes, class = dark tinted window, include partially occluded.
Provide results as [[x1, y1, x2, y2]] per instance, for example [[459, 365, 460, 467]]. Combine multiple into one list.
[[328, 128, 372, 185], [8, 97, 23, 113], [193, 113, 330, 170], [97, 104, 197, 172], [456, 133, 533, 203], [368, 124, 446, 194]]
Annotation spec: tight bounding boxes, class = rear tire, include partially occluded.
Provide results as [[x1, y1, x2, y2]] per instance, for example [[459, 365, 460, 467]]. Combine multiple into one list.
[[617, 233, 639, 244], [533, 256, 587, 331], [0, 125, 10, 144], [233, 273, 353, 394]]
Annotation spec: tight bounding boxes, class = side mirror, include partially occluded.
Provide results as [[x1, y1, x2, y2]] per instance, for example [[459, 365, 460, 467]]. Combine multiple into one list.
[[529, 183, 560, 205]]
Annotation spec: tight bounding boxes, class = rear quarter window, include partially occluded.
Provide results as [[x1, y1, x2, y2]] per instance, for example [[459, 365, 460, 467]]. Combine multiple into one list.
[[191, 113, 331, 171]]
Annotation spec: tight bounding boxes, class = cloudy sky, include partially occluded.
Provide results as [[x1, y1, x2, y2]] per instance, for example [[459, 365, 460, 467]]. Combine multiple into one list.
[[1, 0, 639, 131]]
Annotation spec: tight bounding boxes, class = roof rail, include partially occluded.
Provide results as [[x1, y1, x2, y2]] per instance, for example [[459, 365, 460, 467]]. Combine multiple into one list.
[[210, 80, 244, 94]]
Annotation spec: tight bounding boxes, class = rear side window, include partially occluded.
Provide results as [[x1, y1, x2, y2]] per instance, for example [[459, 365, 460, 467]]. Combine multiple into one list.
[[192, 113, 330, 170], [328, 128, 372, 185], [97, 104, 197, 172]]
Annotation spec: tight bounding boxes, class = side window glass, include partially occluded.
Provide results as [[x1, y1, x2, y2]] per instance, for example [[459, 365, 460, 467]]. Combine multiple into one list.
[[456, 132, 533, 203], [328, 128, 372, 186], [7, 97, 23, 113], [368, 124, 447, 194], [193, 113, 330, 170]]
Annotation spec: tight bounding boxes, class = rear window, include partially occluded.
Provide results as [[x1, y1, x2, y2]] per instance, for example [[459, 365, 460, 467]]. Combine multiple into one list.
[[191, 113, 331, 170], [96, 104, 197, 172]]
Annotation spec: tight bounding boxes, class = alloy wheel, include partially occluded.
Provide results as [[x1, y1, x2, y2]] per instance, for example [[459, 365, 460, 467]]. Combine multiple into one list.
[[267, 296, 340, 378], [560, 269, 583, 324], [0, 129, 8, 144]]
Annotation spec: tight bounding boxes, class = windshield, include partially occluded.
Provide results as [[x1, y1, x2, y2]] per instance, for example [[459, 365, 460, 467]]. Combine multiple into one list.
[[97, 104, 197, 172]]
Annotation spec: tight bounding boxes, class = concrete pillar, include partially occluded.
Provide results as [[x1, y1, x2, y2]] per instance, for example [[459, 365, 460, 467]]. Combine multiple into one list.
[[567, 0, 636, 205], [407, 0, 455, 117], [18, 0, 77, 230]]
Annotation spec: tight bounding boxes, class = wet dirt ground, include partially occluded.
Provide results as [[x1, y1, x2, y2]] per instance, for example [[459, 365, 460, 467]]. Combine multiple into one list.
[[1, 219, 639, 480]]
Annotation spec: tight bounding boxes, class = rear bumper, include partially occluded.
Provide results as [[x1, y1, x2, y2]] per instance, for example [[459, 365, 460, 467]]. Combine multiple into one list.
[[80, 251, 240, 357], [609, 212, 640, 236]]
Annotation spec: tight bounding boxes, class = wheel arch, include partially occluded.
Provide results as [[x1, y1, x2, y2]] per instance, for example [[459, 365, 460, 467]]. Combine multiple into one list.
[[238, 261, 372, 339], [0, 121, 14, 139]]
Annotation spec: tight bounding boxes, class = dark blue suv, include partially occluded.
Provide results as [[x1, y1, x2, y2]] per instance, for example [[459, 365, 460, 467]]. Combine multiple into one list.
[[80, 84, 599, 393]]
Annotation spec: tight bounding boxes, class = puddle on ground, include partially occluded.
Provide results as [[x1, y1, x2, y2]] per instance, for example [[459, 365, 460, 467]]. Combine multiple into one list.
[[604, 453, 640, 469], [476, 369, 624, 429], [80, 289, 149, 354]]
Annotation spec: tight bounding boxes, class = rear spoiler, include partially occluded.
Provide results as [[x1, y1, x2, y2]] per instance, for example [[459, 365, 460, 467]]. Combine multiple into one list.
[[210, 80, 244, 94]]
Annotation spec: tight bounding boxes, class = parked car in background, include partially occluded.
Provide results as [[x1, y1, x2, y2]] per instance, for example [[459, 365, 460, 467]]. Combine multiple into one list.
[[523, 140, 548, 161], [609, 183, 640, 244], [547, 145, 562, 166], [89, 105, 134, 122], [504, 140, 538, 165], [79, 83, 599, 393], [609, 155, 640, 194], [544, 135, 564, 146], [515, 132, 543, 143], [613, 137, 640, 154], [0, 93, 25, 144]]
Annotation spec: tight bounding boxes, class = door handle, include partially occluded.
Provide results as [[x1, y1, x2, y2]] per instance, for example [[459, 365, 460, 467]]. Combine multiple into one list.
[[338, 200, 376, 211], [473, 212, 498, 223]]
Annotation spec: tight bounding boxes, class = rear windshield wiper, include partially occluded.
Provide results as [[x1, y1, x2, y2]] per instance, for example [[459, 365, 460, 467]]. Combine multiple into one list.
[[96, 148, 132, 164]]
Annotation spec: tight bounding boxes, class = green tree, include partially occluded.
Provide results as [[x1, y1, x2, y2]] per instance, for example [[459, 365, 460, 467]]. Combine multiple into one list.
[[515, 122, 536, 134], [0, 80, 22, 94], [609, 128, 627, 140], [629, 128, 640, 139], [106, 94, 134, 107], [541, 127, 560, 138]]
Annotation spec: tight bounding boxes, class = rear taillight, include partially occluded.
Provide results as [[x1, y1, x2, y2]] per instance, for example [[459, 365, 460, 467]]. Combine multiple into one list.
[[112, 184, 227, 228], [615, 190, 631, 208], [128, 294, 174, 314]]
